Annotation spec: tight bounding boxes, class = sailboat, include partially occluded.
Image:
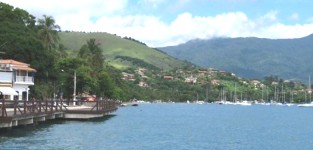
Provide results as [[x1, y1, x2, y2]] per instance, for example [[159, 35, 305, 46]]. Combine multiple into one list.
[[298, 75, 313, 107], [234, 83, 251, 106]]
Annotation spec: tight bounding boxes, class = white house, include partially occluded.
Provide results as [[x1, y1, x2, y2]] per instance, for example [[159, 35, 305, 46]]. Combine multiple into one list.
[[0, 59, 36, 100]]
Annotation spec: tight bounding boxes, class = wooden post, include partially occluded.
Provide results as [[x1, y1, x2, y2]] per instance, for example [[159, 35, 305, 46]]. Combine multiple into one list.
[[45, 100, 48, 112], [50, 101, 53, 112], [14, 99, 17, 115], [32, 100, 35, 113], [96, 100, 99, 111], [39, 100, 42, 113], [23, 100, 26, 114], [1, 98, 5, 117]]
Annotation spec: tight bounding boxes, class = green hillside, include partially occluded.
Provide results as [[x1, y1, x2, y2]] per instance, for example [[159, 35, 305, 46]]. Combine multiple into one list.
[[160, 34, 313, 82], [59, 32, 187, 70]]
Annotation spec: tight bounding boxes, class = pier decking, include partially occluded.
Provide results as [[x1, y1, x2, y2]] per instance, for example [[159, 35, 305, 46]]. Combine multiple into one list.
[[0, 99, 119, 128]]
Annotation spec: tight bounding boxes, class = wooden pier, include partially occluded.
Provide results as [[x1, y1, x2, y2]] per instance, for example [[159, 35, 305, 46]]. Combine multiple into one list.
[[0, 99, 119, 129]]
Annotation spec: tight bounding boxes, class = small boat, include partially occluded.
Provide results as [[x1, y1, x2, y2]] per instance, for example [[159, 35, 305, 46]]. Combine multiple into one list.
[[195, 100, 205, 104], [298, 102, 313, 107], [131, 103, 138, 106], [235, 101, 252, 106], [120, 103, 127, 107], [285, 103, 294, 107]]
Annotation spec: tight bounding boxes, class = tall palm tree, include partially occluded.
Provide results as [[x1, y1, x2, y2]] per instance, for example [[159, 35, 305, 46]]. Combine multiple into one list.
[[37, 15, 60, 51], [78, 38, 104, 76]]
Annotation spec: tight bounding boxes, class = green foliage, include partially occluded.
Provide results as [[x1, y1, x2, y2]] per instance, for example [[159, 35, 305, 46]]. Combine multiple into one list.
[[115, 56, 160, 71], [122, 36, 146, 46], [37, 15, 60, 51], [59, 32, 189, 71], [78, 38, 105, 75]]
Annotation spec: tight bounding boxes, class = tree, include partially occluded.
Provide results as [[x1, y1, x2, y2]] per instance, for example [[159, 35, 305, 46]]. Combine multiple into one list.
[[37, 15, 60, 51], [78, 38, 105, 76]]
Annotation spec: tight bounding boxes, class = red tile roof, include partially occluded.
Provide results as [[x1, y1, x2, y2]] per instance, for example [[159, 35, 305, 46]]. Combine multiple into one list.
[[0, 59, 36, 72]]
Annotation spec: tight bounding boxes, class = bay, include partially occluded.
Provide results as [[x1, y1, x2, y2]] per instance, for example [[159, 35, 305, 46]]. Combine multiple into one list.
[[1, 103, 313, 150]]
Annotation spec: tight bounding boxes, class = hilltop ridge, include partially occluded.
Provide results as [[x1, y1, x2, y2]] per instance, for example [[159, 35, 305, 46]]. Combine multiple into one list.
[[59, 31, 189, 71], [159, 34, 313, 82]]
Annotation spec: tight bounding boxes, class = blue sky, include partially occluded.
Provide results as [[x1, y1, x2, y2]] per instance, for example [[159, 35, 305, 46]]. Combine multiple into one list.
[[2, 0, 313, 47], [127, 0, 312, 24]]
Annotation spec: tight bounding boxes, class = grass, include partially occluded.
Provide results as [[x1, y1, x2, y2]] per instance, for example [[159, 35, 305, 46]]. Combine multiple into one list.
[[59, 31, 186, 70]]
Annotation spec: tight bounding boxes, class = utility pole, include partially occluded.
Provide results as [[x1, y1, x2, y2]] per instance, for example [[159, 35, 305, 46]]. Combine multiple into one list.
[[73, 71, 77, 106]]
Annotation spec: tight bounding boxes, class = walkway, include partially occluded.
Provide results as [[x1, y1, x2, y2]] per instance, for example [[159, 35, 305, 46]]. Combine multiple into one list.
[[0, 99, 119, 128]]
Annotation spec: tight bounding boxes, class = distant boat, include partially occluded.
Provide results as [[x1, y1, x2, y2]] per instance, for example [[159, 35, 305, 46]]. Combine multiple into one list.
[[298, 102, 313, 107], [235, 101, 251, 106], [284, 103, 294, 107], [298, 75, 313, 107], [131, 103, 138, 106], [195, 101, 205, 104], [120, 103, 128, 107]]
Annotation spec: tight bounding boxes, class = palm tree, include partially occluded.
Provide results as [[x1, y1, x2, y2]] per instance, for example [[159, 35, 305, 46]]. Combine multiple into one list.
[[78, 38, 105, 75], [37, 15, 60, 51]]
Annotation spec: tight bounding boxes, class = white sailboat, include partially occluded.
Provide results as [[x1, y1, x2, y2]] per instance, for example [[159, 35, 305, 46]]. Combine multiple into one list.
[[298, 75, 313, 107], [297, 102, 313, 107], [233, 84, 251, 106]]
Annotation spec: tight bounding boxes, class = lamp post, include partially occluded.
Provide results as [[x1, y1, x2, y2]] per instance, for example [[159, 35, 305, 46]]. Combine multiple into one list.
[[61, 69, 77, 106], [73, 71, 76, 106]]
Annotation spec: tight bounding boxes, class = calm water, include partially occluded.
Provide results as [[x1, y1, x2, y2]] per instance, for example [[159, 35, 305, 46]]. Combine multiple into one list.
[[1, 103, 313, 150]]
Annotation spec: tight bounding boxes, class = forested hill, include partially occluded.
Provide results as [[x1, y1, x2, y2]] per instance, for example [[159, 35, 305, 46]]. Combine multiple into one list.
[[59, 32, 189, 71], [159, 34, 313, 81]]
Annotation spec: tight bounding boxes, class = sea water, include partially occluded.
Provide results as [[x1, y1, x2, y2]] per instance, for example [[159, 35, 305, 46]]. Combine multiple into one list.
[[1, 103, 313, 150]]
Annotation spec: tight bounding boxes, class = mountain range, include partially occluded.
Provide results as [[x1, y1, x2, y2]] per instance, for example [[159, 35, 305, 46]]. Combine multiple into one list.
[[159, 34, 313, 82]]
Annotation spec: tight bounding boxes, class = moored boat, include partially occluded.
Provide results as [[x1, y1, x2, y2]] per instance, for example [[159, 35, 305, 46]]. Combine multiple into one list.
[[298, 102, 313, 107]]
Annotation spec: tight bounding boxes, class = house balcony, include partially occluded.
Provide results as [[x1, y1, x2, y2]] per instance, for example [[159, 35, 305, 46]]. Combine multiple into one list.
[[14, 75, 34, 85]]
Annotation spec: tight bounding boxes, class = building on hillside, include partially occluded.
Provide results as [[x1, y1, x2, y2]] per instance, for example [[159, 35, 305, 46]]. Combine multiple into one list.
[[185, 76, 197, 84], [121, 72, 135, 81], [251, 80, 261, 85], [208, 70, 218, 75], [0, 59, 36, 100], [135, 68, 146, 76], [163, 76, 174, 80], [138, 81, 148, 87], [271, 81, 279, 85], [198, 70, 207, 76], [251, 80, 262, 89], [211, 79, 220, 86]]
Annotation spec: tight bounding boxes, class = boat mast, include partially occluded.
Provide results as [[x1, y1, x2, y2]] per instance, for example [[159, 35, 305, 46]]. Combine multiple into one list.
[[266, 86, 269, 102], [309, 75, 311, 102], [205, 84, 209, 102], [234, 83, 237, 102]]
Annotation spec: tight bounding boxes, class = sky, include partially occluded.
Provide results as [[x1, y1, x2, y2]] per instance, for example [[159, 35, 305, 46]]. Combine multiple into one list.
[[2, 0, 313, 47]]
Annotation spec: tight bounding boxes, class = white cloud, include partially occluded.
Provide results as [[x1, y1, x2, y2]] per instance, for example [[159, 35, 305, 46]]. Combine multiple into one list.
[[2, 0, 313, 47], [1, 0, 127, 18], [290, 13, 299, 20]]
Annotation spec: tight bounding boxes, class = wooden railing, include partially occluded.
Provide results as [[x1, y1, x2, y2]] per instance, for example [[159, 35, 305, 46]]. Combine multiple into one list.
[[0, 99, 119, 117], [91, 100, 119, 112], [0, 99, 67, 117]]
